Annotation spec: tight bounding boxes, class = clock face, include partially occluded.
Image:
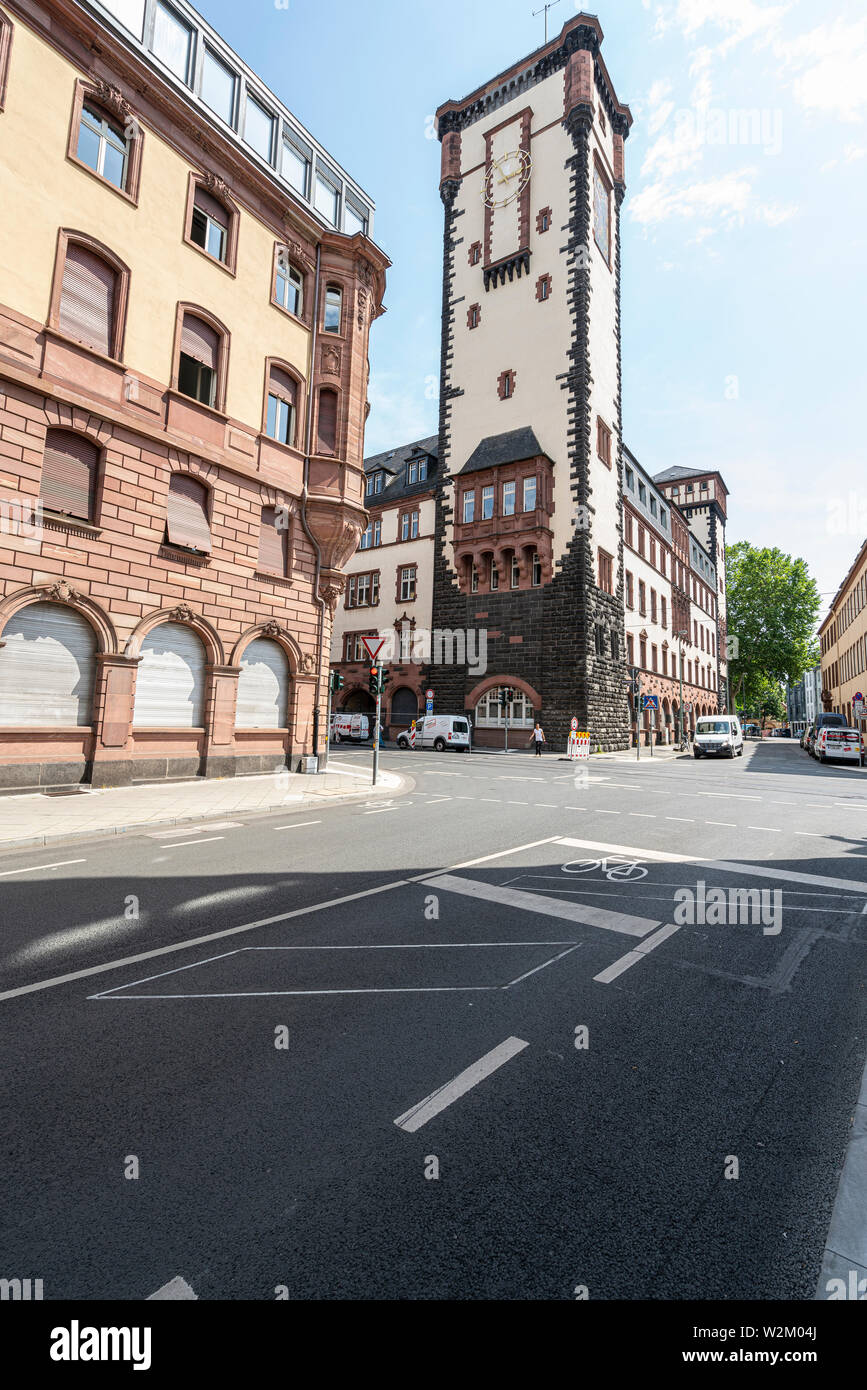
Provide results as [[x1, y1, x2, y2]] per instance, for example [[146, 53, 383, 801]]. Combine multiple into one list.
[[483, 149, 532, 209]]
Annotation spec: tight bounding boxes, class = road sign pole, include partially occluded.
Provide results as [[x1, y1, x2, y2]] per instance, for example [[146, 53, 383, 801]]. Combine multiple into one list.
[[372, 662, 382, 787], [636, 672, 641, 762], [324, 676, 333, 771]]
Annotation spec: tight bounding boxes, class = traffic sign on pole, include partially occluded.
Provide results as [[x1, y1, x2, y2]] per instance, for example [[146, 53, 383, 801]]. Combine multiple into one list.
[[360, 635, 386, 663]]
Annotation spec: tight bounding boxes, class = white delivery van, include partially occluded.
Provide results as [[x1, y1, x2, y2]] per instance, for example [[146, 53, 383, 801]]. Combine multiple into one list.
[[815, 726, 861, 764], [693, 714, 744, 759], [330, 712, 370, 743], [396, 714, 471, 752]]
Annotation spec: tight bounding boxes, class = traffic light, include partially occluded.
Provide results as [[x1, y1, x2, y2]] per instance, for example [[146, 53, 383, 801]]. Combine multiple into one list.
[[500, 687, 513, 709], [330, 670, 344, 694], [368, 667, 379, 697]]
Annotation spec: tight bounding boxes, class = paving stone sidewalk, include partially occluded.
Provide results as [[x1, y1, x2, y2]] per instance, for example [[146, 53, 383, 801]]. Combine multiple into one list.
[[0, 759, 407, 852]]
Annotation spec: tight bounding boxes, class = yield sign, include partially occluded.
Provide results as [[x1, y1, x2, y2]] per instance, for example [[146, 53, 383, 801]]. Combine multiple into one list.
[[360, 635, 386, 662]]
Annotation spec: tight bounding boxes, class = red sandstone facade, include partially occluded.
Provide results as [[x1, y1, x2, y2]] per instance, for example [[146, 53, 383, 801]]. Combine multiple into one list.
[[0, 0, 387, 788]]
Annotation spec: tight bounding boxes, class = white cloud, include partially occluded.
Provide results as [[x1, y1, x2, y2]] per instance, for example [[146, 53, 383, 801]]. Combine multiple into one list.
[[631, 168, 756, 226], [821, 142, 866, 173], [365, 372, 437, 456], [775, 18, 867, 122], [654, 0, 790, 52], [755, 202, 798, 225]]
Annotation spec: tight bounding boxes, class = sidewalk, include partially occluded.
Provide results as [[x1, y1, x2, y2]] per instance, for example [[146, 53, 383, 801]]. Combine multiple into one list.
[[0, 759, 409, 853]]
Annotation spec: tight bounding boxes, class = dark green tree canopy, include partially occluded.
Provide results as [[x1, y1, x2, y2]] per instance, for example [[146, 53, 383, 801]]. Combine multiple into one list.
[[726, 542, 820, 707]]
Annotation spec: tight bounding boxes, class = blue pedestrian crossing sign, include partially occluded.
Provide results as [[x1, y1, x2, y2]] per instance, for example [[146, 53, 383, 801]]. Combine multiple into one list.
[[641, 695, 659, 712]]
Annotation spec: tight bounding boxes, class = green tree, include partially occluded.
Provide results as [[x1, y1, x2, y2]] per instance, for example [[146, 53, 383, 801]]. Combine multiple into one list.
[[726, 543, 820, 709]]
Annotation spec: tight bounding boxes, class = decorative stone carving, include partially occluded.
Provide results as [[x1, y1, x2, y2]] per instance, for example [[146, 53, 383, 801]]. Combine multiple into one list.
[[262, 620, 283, 638], [45, 579, 80, 605], [169, 603, 196, 624], [93, 81, 131, 122], [357, 258, 374, 287], [321, 343, 341, 376], [300, 653, 317, 673], [356, 287, 369, 330], [318, 576, 346, 612], [201, 170, 231, 202]]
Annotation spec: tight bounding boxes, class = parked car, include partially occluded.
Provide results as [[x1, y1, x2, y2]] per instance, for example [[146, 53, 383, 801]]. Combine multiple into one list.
[[396, 714, 471, 752], [815, 727, 862, 764], [807, 712, 847, 757], [330, 712, 370, 743], [693, 714, 744, 759]]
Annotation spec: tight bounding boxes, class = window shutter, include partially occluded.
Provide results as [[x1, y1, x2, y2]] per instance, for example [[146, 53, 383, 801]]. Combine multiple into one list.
[[317, 389, 337, 454], [133, 622, 206, 728], [41, 430, 97, 519], [257, 504, 287, 575], [59, 244, 115, 356], [235, 638, 289, 729], [180, 314, 218, 368], [193, 186, 230, 228], [0, 602, 97, 727], [166, 474, 212, 551], [269, 366, 297, 405]]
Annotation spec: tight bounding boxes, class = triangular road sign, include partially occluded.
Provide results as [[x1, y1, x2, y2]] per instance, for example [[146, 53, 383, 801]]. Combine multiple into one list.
[[360, 635, 386, 663]]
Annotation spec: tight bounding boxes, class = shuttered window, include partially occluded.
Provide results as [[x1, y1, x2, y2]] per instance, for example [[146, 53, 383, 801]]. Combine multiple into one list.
[[133, 622, 205, 727], [165, 474, 211, 552], [235, 638, 289, 729], [40, 430, 98, 520], [190, 187, 229, 262], [0, 603, 97, 726], [257, 504, 288, 575], [266, 366, 297, 446], [178, 313, 219, 406], [317, 388, 337, 455], [59, 244, 116, 356]]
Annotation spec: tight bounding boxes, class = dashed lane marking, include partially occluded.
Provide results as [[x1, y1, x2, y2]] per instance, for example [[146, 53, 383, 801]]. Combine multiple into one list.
[[273, 820, 322, 831], [164, 837, 224, 848], [594, 923, 682, 985], [394, 1037, 530, 1133], [0, 858, 86, 877]]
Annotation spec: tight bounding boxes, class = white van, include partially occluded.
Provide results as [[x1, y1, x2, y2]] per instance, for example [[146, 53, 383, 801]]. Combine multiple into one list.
[[693, 714, 743, 759], [330, 712, 370, 743], [396, 714, 471, 752]]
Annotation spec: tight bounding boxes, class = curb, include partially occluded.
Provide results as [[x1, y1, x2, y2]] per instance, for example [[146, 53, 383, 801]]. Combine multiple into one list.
[[814, 1053, 867, 1299], [0, 774, 413, 857]]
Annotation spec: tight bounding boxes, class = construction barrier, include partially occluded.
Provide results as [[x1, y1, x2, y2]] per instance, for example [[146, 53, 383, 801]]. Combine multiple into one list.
[[567, 731, 590, 760]]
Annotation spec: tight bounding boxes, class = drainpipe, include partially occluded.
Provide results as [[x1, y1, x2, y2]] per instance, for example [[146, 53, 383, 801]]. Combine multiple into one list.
[[300, 242, 325, 764]]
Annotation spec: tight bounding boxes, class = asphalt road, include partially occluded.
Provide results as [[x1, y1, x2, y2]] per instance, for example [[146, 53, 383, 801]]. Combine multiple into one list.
[[1, 739, 865, 1300]]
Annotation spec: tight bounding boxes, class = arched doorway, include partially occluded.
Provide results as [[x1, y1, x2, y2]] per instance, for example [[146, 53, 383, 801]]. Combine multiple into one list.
[[236, 638, 290, 729], [344, 688, 375, 714], [133, 622, 206, 727], [389, 686, 418, 730]]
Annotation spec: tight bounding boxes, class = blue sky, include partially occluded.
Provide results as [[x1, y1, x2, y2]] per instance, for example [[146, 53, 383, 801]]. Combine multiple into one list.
[[195, 0, 867, 621]]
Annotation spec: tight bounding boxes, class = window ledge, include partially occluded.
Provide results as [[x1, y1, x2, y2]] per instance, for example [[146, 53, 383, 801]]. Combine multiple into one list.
[[159, 544, 212, 567], [270, 298, 311, 331], [166, 388, 229, 422], [253, 569, 293, 587], [41, 511, 102, 538], [43, 324, 123, 371]]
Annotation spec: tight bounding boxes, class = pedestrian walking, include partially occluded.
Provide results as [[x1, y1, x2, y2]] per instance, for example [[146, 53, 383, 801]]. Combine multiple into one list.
[[530, 722, 546, 756]]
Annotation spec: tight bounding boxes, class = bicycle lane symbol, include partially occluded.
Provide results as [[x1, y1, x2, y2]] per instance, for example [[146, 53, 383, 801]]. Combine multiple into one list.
[[561, 858, 648, 882]]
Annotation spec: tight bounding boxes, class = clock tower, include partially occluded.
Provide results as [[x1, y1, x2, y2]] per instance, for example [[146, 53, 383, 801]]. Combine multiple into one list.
[[430, 14, 633, 748]]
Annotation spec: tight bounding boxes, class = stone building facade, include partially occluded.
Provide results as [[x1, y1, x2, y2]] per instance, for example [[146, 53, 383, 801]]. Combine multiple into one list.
[[0, 0, 387, 788], [819, 538, 867, 727]]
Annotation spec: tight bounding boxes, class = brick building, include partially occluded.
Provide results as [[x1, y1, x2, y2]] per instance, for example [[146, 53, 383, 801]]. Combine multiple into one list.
[[819, 539, 867, 727], [0, 0, 387, 788]]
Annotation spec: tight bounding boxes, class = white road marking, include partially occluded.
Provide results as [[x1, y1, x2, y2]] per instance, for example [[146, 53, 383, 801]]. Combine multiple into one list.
[[705, 821, 737, 827], [596, 809, 621, 815], [747, 826, 782, 833], [148, 1275, 197, 1300], [148, 827, 207, 839], [164, 837, 224, 848], [273, 820, 322, 831], [0, 858, 86, 878], [594, 922, 682, 984], [425, 797, 452, 804], [8, 836, 563, 1005], [535, 803, 558, 808], [794, 831, 824, 838], [504, 944, 582, 986], [700, 793, 761, 801], [394, 1036, 529, 1133], [630, 813, 655, 819], [565, 806, 586, 811], [556, 836, 867, 895], [666, 817, 693, 823], [423, 874, 660, 938]]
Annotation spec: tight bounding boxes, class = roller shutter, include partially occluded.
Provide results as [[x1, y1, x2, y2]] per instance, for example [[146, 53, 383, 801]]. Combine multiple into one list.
[[0, 602, 97, 726], [166, 474, 212, 552], [257, 505, 288, 576], [317, 389, 337, 455], [235, 638, 289, 729], [180, 314, 218, 367], [40, 430, 98, 520], [58, 244, 116, 356], [193, 187, 230, 229], [133, 622, 205, 727]]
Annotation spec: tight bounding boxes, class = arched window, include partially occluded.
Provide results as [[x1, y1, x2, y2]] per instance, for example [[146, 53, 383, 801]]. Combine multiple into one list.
[[40, 430, 98, 521], [475, 686, 534, 729], [165, 474, 211, 553], [175, 308, 227, 410], [317, 388, 338, 455], [235, 638, 289, 728], [58, 242, 119, 357], [0, 602, 97, 726], [265, 366, 297, 447], [274, 248, 303, 317], [0, 10, 13, 114], [189, 184, 231, 264], [323, 284, 342, 334], [133, 622, 205, 727]]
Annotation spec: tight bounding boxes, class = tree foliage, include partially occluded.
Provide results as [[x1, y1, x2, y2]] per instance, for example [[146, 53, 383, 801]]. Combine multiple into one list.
[[726, 542, 820, 707]]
